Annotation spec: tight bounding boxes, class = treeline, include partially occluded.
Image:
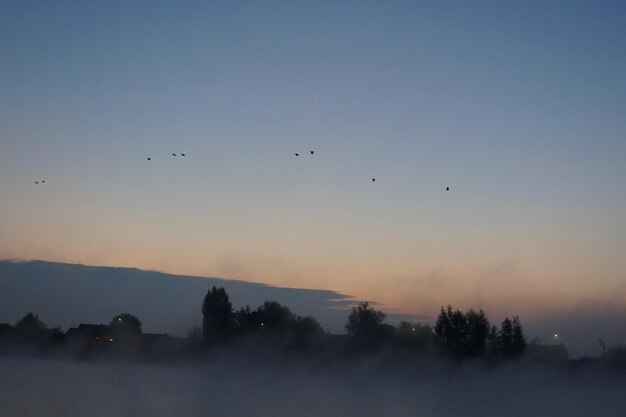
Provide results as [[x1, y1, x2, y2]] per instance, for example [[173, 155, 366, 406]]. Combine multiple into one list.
[[5, 286, 624, 363], [0, 312, 63, 345], [0, 312, 145, 345], [0, 287, 534, 360], [199, 287, 325, 349], [198, 286, 527, 358], [434, 306, 525, 357]]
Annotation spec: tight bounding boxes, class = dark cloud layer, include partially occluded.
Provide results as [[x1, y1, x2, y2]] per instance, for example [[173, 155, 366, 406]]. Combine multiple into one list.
[[0, 260, 355, 334]]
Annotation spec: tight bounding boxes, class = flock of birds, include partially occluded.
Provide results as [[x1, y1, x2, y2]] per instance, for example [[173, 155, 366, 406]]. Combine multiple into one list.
[[146, 153, 186, 161], [34, 150, 451, 191], [293, 150, 314, 156]]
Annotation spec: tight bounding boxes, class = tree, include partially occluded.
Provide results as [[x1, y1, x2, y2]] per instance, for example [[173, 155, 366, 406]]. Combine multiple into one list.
[[346, 302, 392, 348], [110, 313, 142, 340], [486, 325, 501, 355], [230, 301, 324, 348], [202, 286, 233, 343], [434, 306, 452, 350], [291, 315, 325, 348], [435, 306, 494, 357], [255, 301, 295, 330], [14, 312, 48, 340], [434, 306, 468, 356], [465, 309, 490, 356], [500, 317, 514, 355], [253, 301, 300, 345], [232, 305, 256, 334], [510, 316, 526, 356], [395, 321, 433, 351]]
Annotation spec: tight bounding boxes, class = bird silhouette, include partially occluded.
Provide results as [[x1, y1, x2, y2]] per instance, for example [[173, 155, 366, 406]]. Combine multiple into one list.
[[147, 157, 151, 161], [41, 180, 45, 183], [181, 153, 186, 157], [310, 151, 314, 155], [371, 178, 376, 182], [294, 153, 300, 156], [445, 186, 450, 191], [172, 153, 177, 156], [34, 181, 39, 184]]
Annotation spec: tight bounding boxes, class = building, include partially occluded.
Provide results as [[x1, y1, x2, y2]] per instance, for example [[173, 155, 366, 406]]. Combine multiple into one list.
[[65, 324, 112, 343]]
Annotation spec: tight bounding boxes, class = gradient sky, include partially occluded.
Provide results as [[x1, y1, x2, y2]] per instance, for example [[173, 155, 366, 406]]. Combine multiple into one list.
[[1, 1, 625, 350]]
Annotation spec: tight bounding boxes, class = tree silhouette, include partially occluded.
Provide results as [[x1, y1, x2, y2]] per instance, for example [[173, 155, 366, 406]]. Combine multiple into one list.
[[500, 317, 514, 355], [435, 306, 498, 357], [435, 306, 468, 356], [346, 302, 392, 348], [449, 308, 469, 355], [434, 306, 452, 350], [486, 325, 501, 355], [291, 315, 325, 348], [510, 316, 526, 356], [202, 286, 233, 343], [254, 301, 299, 345], [14, 312, 48, 341], [498, 316, 527, 357], [465, 309, 490, 356], [255, 301, 295, 330], [110, 313, 142, 341], [230, 301, 324, 348], [232, 305, 256, 334], [395, 321, 433, 351]]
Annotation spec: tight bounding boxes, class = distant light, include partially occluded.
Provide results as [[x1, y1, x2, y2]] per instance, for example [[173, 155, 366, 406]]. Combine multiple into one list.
[[554, 334, 558, 337], [118, 318, 122, 321], [261, 323, 264, 326], [412, 328, 416, 332], [109, 338, 114, 342]]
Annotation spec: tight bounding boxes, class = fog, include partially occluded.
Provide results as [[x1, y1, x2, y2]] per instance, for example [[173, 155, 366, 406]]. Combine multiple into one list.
[[1, 353, 625, 417]]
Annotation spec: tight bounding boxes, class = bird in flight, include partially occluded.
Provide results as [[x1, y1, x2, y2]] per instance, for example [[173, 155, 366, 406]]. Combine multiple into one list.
[[371, 178, 376, 182], [172, 153, 177, 156], [445, 186, 450, 191], [147, 157, 151, 161], [34, 181, 39, 184], [181, 153, 186, 157], [294, 153, 300, 156], [310, 150, 314, 155]]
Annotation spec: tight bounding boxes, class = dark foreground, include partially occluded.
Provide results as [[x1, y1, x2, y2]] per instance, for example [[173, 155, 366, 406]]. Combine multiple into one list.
[[1, 352, 625, 417]]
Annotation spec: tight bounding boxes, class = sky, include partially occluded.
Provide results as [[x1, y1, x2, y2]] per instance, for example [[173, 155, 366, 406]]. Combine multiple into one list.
[[1, 1, 625, 351]]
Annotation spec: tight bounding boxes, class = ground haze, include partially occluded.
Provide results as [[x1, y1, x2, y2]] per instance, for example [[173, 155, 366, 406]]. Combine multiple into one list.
[[1, 355, 625, 417]]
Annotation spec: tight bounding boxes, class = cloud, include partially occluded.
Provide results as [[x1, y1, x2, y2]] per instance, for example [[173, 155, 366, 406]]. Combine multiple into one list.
[[0, 260, 355, 334]]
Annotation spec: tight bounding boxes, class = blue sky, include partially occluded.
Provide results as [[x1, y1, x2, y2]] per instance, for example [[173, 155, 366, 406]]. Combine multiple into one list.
[[1, 1, 625, 353]]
